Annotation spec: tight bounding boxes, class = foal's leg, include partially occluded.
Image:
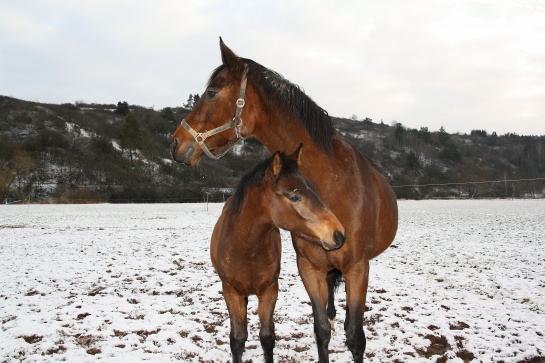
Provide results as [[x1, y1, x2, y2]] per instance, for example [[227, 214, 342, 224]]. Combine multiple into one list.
[[343, 259, 370, 363], [257, 281, 279, 363], [296, 256, 330, 363], [222, 283, 248, 363]]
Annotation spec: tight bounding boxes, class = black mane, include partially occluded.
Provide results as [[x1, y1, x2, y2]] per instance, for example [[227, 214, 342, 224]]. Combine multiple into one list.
[[208, 60, 335, 154], [230, 152, 299, 213]]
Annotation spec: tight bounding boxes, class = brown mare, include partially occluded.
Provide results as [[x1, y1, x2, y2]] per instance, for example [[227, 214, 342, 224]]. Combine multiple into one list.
[[171, 39, 398, 362], [211, 146, 345, 363]]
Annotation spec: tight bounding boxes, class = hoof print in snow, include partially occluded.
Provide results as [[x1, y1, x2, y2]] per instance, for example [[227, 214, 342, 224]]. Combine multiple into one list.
[[416, 334, 450, 359], [450, 321, 470, 330], [86, 347, 101, 355], [25, 289, 43, 296], [76, 313, 91, 320], [21, 334, 42, 344], [88, 287, 106, 296]]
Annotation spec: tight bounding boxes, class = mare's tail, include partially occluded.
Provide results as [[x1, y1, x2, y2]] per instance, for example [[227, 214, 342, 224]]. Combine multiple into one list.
[[326, 269, 344, 325]]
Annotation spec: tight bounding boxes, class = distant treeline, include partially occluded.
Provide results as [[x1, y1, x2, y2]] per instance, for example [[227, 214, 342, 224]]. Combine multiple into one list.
[[1, 95, 543, 203]]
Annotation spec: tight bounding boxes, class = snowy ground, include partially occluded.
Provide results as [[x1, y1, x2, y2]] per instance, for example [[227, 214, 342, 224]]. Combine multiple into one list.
[[1, 200, 544, 363]]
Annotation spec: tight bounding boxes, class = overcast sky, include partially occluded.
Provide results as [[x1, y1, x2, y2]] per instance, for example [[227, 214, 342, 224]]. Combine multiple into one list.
[[1, 0, 544, 136]]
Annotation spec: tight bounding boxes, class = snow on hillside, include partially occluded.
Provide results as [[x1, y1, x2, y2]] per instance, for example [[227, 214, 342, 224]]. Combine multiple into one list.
[[1, 200, 544, 362]]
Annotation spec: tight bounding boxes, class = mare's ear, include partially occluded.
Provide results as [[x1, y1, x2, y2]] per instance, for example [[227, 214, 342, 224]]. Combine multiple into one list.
[[219, 37, 243, 70], [287, 143, 303, 166], [270, 152, 283, 179]]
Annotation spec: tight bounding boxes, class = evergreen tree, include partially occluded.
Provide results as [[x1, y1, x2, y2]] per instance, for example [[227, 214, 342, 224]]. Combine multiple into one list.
[[394, 123, 405, 144], [119, 112, 143, 166], [418, 127, 432, 143], [183, 93, 201, 110], [115, 101, 130, 116], [161, 107, 177, 128], [407, 151, 420, 170], [161, 107, 175, 121], [438, 126, 450, 145]]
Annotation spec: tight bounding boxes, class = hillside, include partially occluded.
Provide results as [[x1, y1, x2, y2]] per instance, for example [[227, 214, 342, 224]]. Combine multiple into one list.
[[1, 95, 544, 203]]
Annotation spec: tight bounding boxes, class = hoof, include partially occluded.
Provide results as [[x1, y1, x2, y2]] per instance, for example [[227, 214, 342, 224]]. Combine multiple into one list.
[[329, 318, 335, 332]]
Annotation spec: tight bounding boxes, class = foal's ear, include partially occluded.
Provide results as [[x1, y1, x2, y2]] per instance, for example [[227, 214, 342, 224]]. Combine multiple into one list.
[[270, 152, 283, 179], [219, 37, 242, 70], [288, 143, 303, 166]]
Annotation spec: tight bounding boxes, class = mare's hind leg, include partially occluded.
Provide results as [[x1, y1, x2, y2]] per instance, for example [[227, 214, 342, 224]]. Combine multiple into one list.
[[343, 260, 370, 363], [257, 281, 279, 363], [222, 283, 248, 363]]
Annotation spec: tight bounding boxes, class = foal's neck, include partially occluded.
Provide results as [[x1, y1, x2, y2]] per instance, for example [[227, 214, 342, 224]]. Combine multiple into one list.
[[234, 187, 275, 241]]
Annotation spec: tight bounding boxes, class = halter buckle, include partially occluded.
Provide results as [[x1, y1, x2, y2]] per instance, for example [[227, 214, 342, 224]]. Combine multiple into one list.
[[234, 118, 246, 140], [236, 98, 245, 108]]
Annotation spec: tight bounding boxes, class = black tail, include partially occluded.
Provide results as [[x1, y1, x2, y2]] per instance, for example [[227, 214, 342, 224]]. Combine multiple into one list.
[[326, 269, 344, 320], [329, 269, 344, 290]]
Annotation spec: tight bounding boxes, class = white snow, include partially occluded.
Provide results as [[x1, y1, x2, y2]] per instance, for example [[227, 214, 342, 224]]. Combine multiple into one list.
[[65, 122, 94, 139], [1, 200, 544, 362], [111, 140, 122, 152], [232, 142, 244, 156]]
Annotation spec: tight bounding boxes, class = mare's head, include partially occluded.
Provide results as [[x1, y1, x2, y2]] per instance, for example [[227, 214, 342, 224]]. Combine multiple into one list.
[[170, 37, 334, 165], [232, 145, 345, 251]]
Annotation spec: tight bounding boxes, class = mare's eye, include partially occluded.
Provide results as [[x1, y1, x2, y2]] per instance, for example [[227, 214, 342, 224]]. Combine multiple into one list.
[[206, 89, 218, 99], [289, 195, 302, 203]]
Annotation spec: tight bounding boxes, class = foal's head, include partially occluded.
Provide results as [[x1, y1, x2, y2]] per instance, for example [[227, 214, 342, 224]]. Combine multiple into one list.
[[233, 145, 345, 251]]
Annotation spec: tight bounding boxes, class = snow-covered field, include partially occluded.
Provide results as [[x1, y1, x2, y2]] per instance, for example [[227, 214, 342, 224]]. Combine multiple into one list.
[[1, 200, 544, 363]]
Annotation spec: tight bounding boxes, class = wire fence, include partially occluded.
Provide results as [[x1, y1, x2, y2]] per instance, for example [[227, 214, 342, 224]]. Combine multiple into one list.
[[390, 176, 545, 199], [390, 177, 545, 188], [3, 178, 544, 204]]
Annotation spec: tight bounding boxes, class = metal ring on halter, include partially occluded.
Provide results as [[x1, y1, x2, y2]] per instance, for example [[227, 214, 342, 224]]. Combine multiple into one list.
[[195, 133, 206, 143]]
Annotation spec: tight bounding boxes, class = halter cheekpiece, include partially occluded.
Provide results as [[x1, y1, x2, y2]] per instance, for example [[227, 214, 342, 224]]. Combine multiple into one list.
[[180, 64, 249, 160]]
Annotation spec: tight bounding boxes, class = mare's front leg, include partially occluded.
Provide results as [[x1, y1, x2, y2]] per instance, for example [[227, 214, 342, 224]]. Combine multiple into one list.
[[257, 281, 279, 363], [343, 259, 370, 363], [222, 283, 248, 363], [296, 255, 331, 363]]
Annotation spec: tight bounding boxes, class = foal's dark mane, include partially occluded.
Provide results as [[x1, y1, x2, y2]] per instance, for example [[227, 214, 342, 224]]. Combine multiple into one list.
[[230, 152, 299, 214], [208, 60, 335, 155]]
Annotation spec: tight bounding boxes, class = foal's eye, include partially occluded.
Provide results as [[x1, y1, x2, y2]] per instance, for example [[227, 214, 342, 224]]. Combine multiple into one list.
[[289, 195, 302, 203], [206, 89, 218, 99]]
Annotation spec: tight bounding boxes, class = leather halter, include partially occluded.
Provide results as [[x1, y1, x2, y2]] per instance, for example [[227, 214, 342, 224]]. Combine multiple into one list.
[[180, 64, 249, 160]]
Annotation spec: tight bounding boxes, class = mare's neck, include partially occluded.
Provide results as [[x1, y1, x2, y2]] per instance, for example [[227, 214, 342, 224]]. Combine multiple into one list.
[[255, 113, 312, 154], [254, 113, 334, 176]]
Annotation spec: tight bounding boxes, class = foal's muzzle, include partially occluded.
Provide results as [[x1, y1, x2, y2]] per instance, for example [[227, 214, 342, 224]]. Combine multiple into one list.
[[322, 230, 346, 251], [334, 230, 346, 248]]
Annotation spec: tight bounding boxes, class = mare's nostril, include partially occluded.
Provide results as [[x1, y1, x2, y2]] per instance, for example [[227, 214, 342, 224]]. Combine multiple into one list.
[[333, 230, 345, 247]]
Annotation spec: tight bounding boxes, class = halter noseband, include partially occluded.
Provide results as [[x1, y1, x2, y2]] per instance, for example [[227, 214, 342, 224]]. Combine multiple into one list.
[[180, 64, 249, 160]]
